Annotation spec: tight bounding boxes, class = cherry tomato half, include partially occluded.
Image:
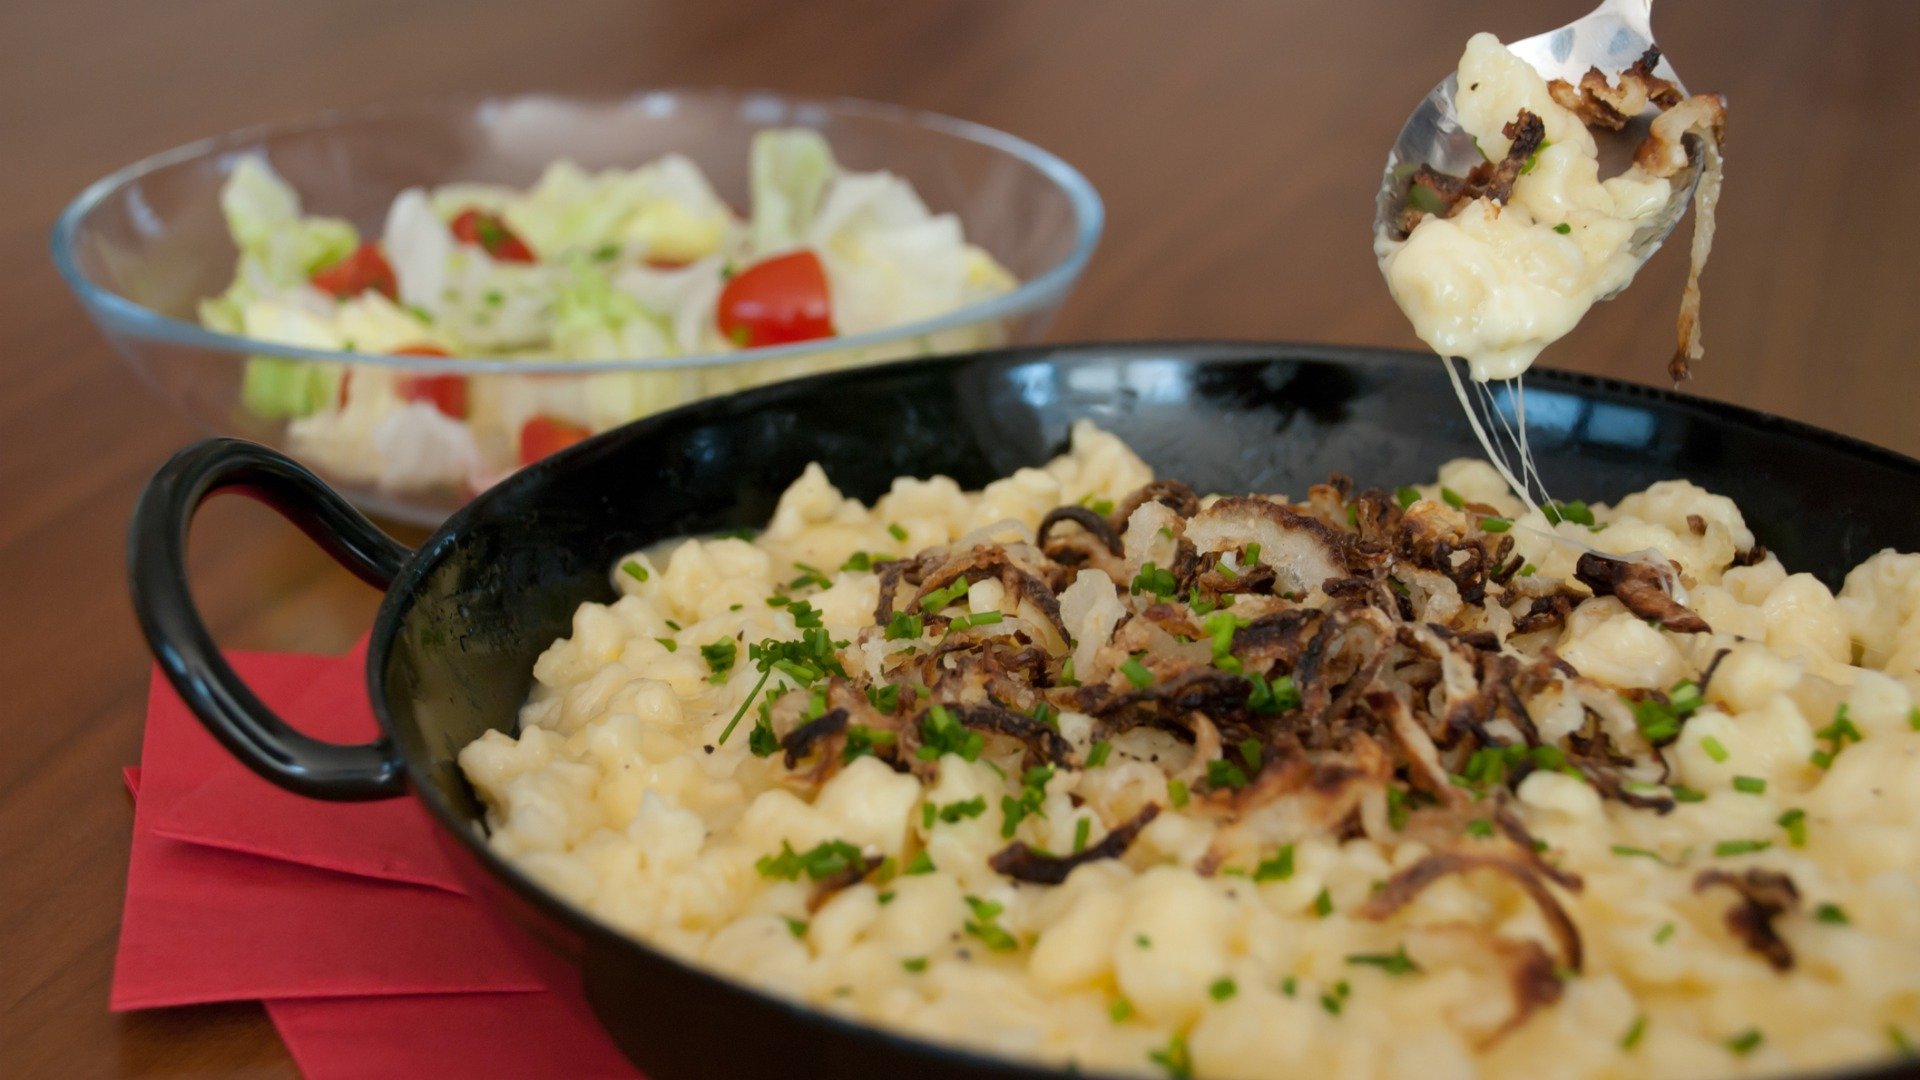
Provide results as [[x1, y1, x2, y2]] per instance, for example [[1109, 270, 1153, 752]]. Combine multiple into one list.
[[450, 208, 536, 263], [310, 243, 397, 301], [518, 416, 592, 466], [715, 250, 835, 348], [391, 345, 467, 420]]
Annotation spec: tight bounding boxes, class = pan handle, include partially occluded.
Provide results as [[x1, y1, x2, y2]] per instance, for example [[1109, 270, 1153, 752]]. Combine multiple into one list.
[[128, 438, 410, 800]]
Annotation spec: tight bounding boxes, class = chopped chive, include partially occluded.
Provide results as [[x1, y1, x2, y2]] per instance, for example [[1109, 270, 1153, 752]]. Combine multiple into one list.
[[1465, 819, 1495, 838], [1542, 499, 1595, 526], [1732, 775, 1766, 794], [1670, 784, 1707, 803], [1280, 975, 1297, 997], [947, 610, 1004, 634], [783, 916, 808, 938], [1518, 562, 1537, 577], [1553, 222, 1572, 235], [1610, 845, 1666, 862], [1085, 740, 1113, 768], [902, 956, 927, 973], [937, 797, 987, 824], [1815, 902, 1849, 925], [1167, 778, 1189, 809], [1480, 516, 1512, 533], [1653, 921, 1675, 944], [1253, 845, 1296, 882], [919, 578, 970, 612], [887, 522, 909, 542], [1206, 758, 1248, 791], [1109, 997, 1134, 1023], [1700, 735, 1730, 763], [1714, 839, 1771, 857], [1346, 945, 1420, 975], [700, 638, 738, 682], [1136, 934, 1152, 949], [1243, 542, 1261, 564], [1319, 979, 1350, 1015], [1073, 817, 1092, 853], [620, 559, 649, 582], [1147, 1032, 1191, 1079], [1440, 486, 1465, 509], [1909, 707, 1920, 732], [1725, 1029, 1763, 1056], [1394, 486, 1421, 509], [1121, 656, 1155, 688], [1208, 976, 1237, 1001], [1313, 888, 1333, 917], [789, 561, 832, 590], [840, 551, 873, 572], [1129, 562, 1178, 598], [1892, 1026, 1916, 1057], [1621, 1014, 1647, 1050], [653, 637, 677, 652], [1778, 808, 1807, 847]]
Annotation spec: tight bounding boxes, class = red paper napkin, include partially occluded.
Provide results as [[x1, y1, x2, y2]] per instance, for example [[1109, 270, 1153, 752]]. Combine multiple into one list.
[[117, 647, 640, 1077], [144, 653, 466, 895]]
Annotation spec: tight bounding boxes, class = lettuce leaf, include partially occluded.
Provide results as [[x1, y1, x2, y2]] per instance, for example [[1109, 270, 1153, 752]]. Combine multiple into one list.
[[219, 156, 358, 288], [748, 129, 837, 252]]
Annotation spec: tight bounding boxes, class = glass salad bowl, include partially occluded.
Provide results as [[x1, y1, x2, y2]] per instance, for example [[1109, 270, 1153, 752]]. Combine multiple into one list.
[[53, 90, 1102, 525]]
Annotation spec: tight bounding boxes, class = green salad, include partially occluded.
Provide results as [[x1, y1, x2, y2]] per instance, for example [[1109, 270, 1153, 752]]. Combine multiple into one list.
[[201, 129, 1015, 494]]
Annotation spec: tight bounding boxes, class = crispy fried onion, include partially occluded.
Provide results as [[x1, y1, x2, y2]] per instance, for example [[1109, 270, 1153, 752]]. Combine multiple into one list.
[[1648, 93, 1726, 383], [1547, 47, 1683, 130], [1361, 852, 1583, 968], [1397, 110, 1548, 236], [1545, 45, 1726, 383], [989, 805, 1162, 885], [1574, 552, 1710, 632], [1694, 867, 1801, 971], [746, 475, 1728, 1040], [1361, 851, 1583, 1041]]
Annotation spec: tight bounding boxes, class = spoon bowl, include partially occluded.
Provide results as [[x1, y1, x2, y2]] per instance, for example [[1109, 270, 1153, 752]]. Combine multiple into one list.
[[1373, 0, 1700, 267]]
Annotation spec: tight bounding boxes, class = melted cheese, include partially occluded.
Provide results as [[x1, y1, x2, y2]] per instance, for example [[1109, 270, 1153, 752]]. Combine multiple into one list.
[[1377, 33, 1673, 382]]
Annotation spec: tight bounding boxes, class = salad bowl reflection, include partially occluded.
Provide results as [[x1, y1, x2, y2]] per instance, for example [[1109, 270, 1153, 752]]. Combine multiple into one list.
[[55, 90, 1101, 525]]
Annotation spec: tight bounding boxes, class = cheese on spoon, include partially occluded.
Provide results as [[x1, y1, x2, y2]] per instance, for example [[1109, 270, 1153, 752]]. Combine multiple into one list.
[[1376, 33, 1678, 382]]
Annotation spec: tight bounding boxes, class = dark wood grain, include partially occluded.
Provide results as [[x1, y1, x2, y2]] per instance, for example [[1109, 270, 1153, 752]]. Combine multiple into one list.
[[3, 0, 1915, 1074]]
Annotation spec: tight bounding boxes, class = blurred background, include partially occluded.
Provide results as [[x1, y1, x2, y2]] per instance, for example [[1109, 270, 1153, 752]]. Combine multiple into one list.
[[4, 1, 1918, 1073]]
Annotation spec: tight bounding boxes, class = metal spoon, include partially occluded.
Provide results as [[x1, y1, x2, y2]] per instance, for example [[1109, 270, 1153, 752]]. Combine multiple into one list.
[[1372, 0, 1700, 265]]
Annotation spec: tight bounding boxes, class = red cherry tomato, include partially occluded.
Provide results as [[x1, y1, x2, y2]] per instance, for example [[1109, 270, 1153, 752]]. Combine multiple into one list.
[[310, 243, 398, 301], [449, 208, 536, 263], [518, 416, 591, 466], [715, 250, 835, 348], [390, 344, 467, 420]]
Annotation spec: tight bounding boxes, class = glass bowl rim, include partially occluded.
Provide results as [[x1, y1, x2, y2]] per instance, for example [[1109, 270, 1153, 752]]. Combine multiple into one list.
[[50, 88, 1104, 376]]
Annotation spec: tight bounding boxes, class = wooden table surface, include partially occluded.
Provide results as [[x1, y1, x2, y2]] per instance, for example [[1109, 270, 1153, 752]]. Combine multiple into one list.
[[5, 0, 1917, 1074]]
